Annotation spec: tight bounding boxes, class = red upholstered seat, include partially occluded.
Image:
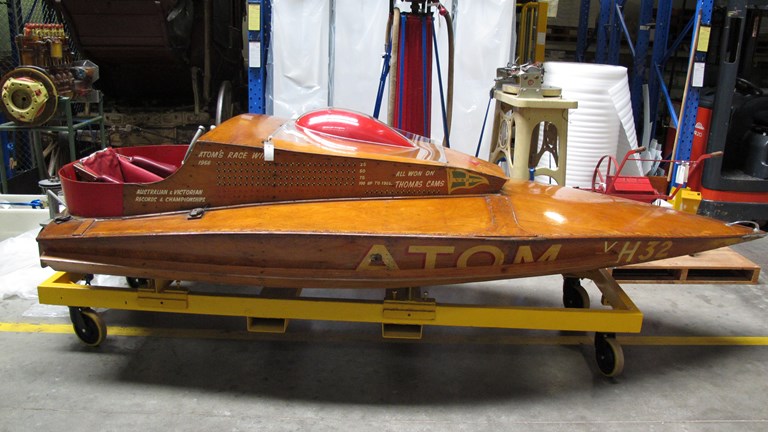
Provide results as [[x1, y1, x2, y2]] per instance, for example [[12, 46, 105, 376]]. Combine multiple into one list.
[[118, 156, 163, 183], [80, 148, 124, 182], [79, 148, 168, 184], [124, 155, 177, 177], [60, 144, 187, 217]]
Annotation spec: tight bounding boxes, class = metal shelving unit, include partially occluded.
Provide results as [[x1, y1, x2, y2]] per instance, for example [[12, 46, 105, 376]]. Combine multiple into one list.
[[247, 0, 271, 114], [577, 0, 715, 173], [0, 95, 106, 194]]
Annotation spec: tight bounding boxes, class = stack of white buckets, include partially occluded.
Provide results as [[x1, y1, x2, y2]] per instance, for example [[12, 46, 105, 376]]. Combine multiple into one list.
[[540, 62, 643, 187]]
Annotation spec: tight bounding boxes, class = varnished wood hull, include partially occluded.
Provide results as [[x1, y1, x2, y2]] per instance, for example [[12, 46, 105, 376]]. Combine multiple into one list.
[[37, 181, 763, 289]]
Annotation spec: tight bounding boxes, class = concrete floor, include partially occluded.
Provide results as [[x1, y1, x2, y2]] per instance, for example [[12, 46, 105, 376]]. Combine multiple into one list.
[[1, 237, 767, 431]]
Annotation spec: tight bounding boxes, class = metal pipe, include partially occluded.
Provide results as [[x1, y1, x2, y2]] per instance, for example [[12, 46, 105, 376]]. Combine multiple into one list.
[[203, 0, 211, 104], [667, 9, 702, 182], [654, 63, 678, 129], [432, 16, 450, 147], [373, 1, 395, 118], [182, 125, 207, 165], [387, 8, 401, 126], [443, 7, 454, 142], [615, 3, 635, 58], [191, 67, 200, 115]]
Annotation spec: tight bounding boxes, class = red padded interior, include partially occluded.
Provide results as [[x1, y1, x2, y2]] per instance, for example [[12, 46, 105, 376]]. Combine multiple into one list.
[[60, 144, 187, 217], [79, 148, 177, 184], [118, 157, 163, 183], [128, 155, 177, 177]]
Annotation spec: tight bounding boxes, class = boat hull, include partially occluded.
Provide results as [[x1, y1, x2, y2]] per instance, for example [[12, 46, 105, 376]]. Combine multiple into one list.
[[37, 181, 762, 289]]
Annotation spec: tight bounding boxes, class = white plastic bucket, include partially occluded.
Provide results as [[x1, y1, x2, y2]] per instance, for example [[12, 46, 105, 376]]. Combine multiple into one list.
[[542, 62, 640, 187]]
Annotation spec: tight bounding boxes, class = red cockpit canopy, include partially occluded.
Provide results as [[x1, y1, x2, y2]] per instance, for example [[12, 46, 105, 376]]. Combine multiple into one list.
[[295, 108, 414, 148]]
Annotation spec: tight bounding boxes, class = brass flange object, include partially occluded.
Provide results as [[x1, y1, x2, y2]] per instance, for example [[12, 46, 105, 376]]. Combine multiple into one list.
[[0, 66, 58, 126]]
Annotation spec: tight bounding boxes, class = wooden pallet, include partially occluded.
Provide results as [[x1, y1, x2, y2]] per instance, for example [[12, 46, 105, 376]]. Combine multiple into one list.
[[608, 247, 761, 284]]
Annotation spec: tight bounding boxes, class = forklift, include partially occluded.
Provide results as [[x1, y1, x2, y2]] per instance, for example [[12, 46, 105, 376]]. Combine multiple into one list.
[[689, 4, 768, 227]]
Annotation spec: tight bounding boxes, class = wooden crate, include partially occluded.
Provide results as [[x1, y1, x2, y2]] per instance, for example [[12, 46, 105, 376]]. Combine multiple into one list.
[[608, 247, 761, 284]]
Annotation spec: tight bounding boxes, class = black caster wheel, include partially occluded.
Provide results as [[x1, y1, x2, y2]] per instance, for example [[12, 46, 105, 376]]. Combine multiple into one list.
[[595, 332, 624, 377], [126, 277, 149, 288], [69, 307, 107, 347], [563, 278, 590, 309]]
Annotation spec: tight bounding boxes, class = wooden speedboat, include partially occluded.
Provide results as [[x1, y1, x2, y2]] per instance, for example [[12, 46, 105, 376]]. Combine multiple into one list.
[[58, 109, 505, 217], [37, 109, 764, 288]]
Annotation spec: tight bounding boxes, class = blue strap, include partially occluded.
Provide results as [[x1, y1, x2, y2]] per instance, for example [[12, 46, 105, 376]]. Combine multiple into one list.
[[6, 199, 43, 209], [373, 37, 392, 118], [475, 92, 493, 158], [431, 16, 450, 148]]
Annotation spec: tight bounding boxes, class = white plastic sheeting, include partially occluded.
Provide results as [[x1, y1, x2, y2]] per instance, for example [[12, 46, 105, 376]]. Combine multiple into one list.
[[0, 195, 49, 241], [271, 0, 330, 118], [0, 227, 126, 314], [332, 1, 390, 115], [269, 0, 515, 157], [543, 62, 641, 188], [0, 229, 54, 300], [451, 0, 516, 156]]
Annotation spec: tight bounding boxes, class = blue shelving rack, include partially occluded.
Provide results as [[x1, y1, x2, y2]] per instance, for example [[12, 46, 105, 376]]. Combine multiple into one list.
[[577, 0, 715, 173], [670, 1, 713, 171], [247, 0, 271, 114]]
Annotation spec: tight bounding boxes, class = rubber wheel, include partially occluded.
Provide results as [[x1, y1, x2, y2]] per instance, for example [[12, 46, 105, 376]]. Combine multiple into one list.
[[595, 333, 624, 377], [591, 154, 619, 193], [70, 307, 107, 347], [563, 278, 590, 309]]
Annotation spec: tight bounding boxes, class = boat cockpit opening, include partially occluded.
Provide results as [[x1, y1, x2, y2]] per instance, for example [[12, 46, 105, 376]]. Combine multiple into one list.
[[74, 148, 179, 185]]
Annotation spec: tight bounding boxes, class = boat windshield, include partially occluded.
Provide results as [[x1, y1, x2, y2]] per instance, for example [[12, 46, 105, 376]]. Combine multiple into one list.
[[271, 108, 448, 163]]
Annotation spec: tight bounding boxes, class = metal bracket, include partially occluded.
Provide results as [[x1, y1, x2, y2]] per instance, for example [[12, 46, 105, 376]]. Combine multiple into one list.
[[382, 299, 437, 321], [136, 279, 189, 310], [188, 207, 207, 219]]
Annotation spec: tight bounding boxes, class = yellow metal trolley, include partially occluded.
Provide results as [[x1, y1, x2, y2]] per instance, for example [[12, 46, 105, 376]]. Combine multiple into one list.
[[38, 269, 642, 377]]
